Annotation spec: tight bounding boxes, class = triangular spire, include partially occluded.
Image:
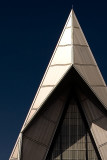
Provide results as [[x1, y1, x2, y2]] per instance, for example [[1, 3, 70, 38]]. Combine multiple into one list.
[[10, 10, 107, 160]]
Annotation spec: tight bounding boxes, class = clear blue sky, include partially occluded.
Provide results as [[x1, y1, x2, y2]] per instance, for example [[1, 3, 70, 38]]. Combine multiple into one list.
[[0, 0, 107, 159]]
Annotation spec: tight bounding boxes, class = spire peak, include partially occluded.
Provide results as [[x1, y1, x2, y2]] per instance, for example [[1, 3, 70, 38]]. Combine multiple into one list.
[[70, 7, 75, 16]]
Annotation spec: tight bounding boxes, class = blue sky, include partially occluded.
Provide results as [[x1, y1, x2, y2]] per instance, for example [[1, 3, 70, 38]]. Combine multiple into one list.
[[0, 0, 107, 159]]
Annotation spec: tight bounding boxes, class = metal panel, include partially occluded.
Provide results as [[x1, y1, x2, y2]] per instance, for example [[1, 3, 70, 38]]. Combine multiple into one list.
[[24, 117, 55, 146], [24, 90, 69, 146], [51, 46, 71, 65], [25, 88, 68, 128], [21, 137, 47, 160], [59, 28, 71, 45], [73, 28, 87, 45], [91, 117, 107, 146], [92, 86, 107, 107], [24, 86, 53, 127], [81, 99, 103, 123], [74, 46, 96, 65], [33, 86, 53, 109], [42, 65, 71, 86], [99, 144, 107, 160], [73, 11, 79, 28], [73, 10, 88, 47], [74, 65, 105, 86], [42, 98, 65, 122]]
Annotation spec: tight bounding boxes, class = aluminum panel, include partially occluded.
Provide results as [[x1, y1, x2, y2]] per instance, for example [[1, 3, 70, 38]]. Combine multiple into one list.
[[74, 28, 87, 45], [91, 117, 107, 146], [22, 137, 47, 160], [24, 117, 55, 146], [33, 86, 53, 109], [73, 11, 88, 46], [59, 28, 71, 45], [99, 144, 107, 160], [74, 65, 105, 86], [43, 98, 65, 122], [51, 46, 71, 65], [81, 98, 103, 123], [42, 65, 71, 86], [74, 46, 96, 65], [92, 86, 107, 107], [73, 11, 79, 28]]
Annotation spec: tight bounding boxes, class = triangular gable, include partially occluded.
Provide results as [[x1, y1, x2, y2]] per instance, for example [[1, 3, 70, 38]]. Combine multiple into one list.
[[10, 9, 107, 160]]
